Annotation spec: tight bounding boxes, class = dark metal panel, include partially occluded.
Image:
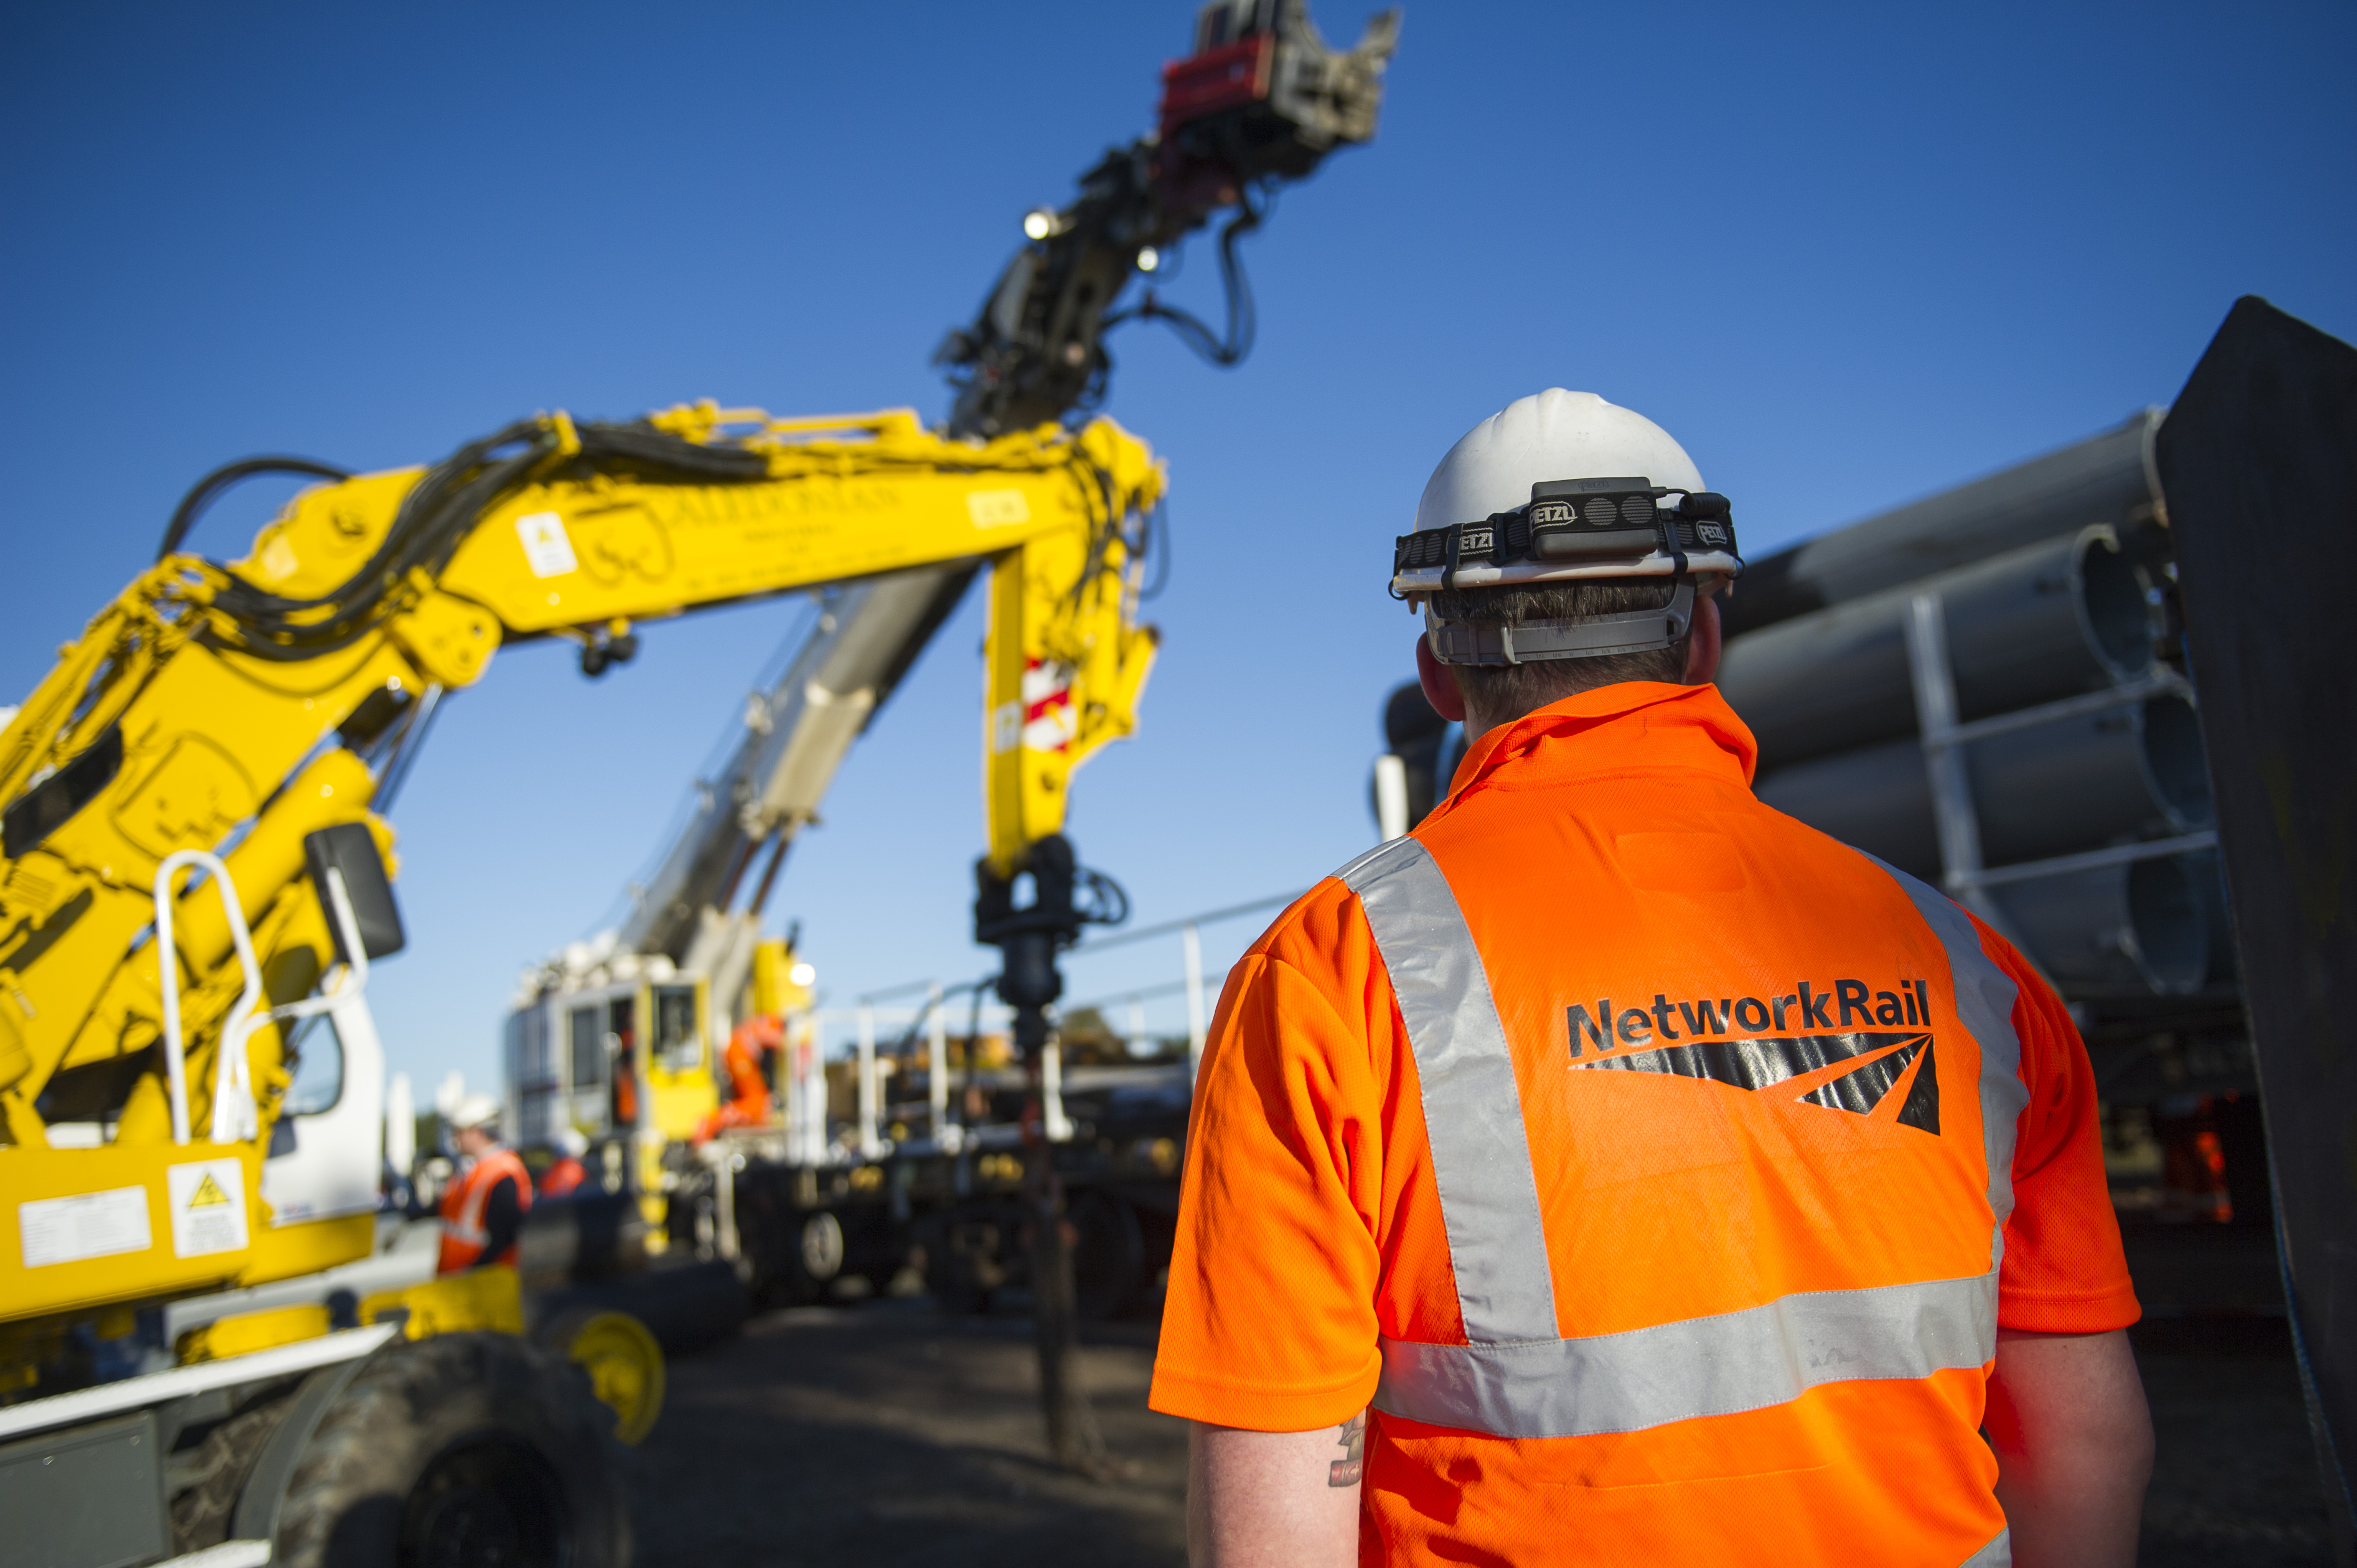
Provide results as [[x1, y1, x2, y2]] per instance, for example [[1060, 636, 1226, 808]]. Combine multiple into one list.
[[2155, 294, 2357, 1562], [0, 1410, 167, 1568]]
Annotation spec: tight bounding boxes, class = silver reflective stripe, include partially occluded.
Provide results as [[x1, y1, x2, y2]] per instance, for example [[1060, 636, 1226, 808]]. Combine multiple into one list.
[[1959, 1526, 2012, 1566], [1340, 837, 1559, 1343], [1374, 1268, 1998, 1439], [1861, 854, 2030, 1265]]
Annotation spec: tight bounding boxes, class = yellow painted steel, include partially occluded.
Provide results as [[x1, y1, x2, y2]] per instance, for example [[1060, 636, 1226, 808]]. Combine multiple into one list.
[[242, 1212, 377, 1289], [748, 937, 813, 1019], [0, 402, 1160, 1386], [176, 1302, 330, 1364], [0, 1142, 267, 1320], [359, 1262, 527, 1338], [640, 980, 717, 1141], [542, 1308, 666, 1444]]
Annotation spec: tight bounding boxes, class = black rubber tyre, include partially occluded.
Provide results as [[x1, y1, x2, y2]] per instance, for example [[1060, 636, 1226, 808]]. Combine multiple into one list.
[[274, 1333, 630, 1568]]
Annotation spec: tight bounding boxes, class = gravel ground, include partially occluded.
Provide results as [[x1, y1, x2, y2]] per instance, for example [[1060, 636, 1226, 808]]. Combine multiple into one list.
[[631, 1303, 1190, 1568], [2125, 1220, 2337, 1566], [2135, 1334, 2334, 1566], [631, 1225, 2336, 1566]]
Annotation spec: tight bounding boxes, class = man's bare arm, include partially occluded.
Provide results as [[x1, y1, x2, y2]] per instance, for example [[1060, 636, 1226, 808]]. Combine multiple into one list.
[[1188, 1412, 1365, 1568], [1984, 1327, 2153, 1568]]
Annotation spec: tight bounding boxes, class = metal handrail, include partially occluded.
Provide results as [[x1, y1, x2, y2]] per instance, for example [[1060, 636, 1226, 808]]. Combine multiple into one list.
[[1958, 830, 2220, 890], [1930, 668, 2193, 749], [1901, 591, 2212, 992], [152, 852, 372, 1147], [152, 851, 264, 1147]]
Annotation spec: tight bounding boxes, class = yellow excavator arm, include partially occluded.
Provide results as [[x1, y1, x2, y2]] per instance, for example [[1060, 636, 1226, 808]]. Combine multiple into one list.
[[0, 404, 1159, 1321], [214, 404, 1163, 868]]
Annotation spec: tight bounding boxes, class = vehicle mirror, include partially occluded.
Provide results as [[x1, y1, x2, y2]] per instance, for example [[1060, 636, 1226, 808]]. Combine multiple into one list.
[[303, 822, 407, 962]]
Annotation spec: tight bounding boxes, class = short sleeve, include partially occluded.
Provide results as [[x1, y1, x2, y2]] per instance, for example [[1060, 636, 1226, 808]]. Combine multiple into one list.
[[1148, 905, 1387, 1431], [1984, 929, 2141, 1333]]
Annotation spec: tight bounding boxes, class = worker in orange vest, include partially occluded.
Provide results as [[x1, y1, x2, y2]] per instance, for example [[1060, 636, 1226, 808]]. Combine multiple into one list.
[[437, 1095, 532, 1273], [538, 1126, 591, 1199], [694, 1014, 783, 1144], [1151, 392, 2153, 1566]]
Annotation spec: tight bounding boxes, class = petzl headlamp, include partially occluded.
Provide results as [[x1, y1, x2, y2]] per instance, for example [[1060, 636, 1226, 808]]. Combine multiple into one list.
[[1396, 478, 1742, 667], [1390, 477, 1742, 598]]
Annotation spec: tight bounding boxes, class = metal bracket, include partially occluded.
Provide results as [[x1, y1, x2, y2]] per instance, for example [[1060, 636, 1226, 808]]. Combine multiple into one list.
[[1899, 595, 2042, 954]]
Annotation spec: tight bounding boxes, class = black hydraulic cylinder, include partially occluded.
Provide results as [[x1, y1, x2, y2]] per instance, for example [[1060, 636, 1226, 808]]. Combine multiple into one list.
[[1716, 527, 2159, 772]]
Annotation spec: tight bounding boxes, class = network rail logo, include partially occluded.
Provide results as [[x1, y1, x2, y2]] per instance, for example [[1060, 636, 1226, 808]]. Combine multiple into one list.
[[1566, 981, 1942, 1135]]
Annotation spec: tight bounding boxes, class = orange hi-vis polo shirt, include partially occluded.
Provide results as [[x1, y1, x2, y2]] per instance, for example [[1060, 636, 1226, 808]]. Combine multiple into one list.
[[1150, 680, 2137, 1566]]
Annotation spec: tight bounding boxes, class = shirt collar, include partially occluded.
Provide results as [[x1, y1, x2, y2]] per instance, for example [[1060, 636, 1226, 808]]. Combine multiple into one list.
[[1433, 682, 1759, 822]]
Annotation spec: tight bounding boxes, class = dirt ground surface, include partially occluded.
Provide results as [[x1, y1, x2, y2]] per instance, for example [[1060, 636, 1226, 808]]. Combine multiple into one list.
[[2125, 1220, 2337, 1566], [632, 1223, 2336, 1566], [632, 1303, 1190, 1568]]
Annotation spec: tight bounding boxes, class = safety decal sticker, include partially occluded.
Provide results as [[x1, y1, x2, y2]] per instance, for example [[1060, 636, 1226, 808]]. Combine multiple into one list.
[[514, 512, 579, 579], [166, 1158, 250, 1258], [966, 489, 1031, 528], [18, 1185, 152, 1269], [1574, 1029, 1941, 1135]]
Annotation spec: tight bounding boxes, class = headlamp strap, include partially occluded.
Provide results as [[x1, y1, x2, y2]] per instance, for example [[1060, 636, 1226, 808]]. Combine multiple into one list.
[[1426, 579, 1697, 667]]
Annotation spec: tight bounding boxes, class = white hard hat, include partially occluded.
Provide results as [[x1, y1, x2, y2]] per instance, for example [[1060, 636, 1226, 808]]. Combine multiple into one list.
[[554, 1127, 589, 1158], [447, 1094, 503, 1133], [1416, 390, 1705, 532], [1393, 389, 1741, 604]]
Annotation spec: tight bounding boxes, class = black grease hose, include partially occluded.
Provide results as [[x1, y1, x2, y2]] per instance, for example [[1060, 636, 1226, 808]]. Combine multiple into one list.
[[158, 456, 354, 562], [199, 418, 767, 662]]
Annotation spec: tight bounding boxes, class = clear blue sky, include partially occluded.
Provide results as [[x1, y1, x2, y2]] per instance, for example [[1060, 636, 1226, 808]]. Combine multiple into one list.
[[5, 2, 2350, 1100]]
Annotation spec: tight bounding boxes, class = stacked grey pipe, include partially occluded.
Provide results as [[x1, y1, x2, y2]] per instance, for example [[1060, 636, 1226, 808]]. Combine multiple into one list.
[[1716, 410, 2225, 998]]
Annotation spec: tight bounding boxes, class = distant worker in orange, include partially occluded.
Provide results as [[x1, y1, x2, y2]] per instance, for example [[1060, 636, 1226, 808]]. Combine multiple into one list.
[[538, 1126, 591, 1198], [1151, 391, 2153, 1566], [437, 1094, 532, 1273], [694, 1014, 783, 1144], [610, 1026, 638, 1129]]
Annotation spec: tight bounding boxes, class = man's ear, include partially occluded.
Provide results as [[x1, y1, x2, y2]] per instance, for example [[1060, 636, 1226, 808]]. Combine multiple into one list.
[[1416, 632, 1466, 723], [1682, 588, 1724, 685]]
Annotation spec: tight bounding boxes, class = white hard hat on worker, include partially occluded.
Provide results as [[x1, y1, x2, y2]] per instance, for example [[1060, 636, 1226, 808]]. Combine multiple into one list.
[[447, 1094, 503, 1134], [1392, 389, 1740, 669]]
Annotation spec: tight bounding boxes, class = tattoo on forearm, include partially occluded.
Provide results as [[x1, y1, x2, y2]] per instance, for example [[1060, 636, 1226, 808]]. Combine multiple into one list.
[[1329, 1411, 1366, 1487]]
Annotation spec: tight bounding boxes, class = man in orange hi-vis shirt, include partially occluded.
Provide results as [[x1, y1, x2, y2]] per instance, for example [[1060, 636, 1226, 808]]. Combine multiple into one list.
[[1150, 391, 2153, 1567]]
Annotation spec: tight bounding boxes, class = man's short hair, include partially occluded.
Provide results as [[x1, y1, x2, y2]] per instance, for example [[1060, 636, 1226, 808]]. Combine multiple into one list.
[[1429, 579, 1686, 712]]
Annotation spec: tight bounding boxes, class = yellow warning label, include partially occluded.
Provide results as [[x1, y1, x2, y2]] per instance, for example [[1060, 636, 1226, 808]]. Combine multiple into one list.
[[166, 1159, 248, 1258]]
